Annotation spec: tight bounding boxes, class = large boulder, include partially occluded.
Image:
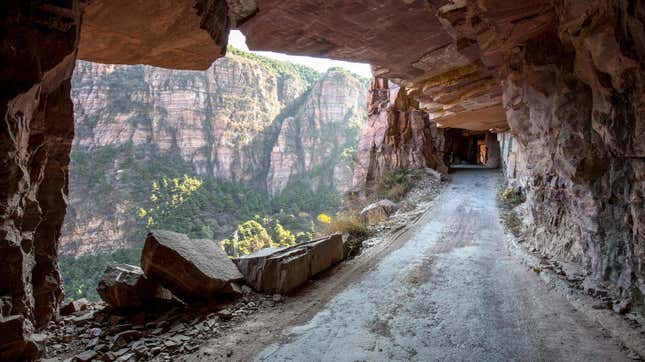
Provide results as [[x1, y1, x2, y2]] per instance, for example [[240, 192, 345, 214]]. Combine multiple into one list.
[[97, 264, 172, 309], [141, 230, 244, 300], [360, 199, 397, 225], [233, 234, 344, 294]]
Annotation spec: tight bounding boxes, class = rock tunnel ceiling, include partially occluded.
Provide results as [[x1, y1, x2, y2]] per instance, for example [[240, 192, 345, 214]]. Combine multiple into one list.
[[1, 0, 644, 360], [78, 0, 555, 131]]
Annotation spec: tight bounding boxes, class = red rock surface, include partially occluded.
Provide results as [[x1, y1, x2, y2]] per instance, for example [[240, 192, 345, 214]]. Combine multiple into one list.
[[352, 78, 448, 189], [78, 0, 228, 70], [240, 0, 553, 131], [500, 3, 644, 300]]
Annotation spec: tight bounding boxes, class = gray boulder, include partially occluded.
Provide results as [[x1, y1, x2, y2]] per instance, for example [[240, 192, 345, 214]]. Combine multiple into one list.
[[234, 234, 344, 294], [360, 199, 397, 225], [141, 230, 243, 300]]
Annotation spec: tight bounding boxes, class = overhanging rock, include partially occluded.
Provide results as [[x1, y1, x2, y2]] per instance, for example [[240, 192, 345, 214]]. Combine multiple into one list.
[[233, 234, 344, 294]]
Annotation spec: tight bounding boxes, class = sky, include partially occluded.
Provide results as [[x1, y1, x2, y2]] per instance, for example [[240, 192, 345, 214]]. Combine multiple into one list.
[[228, 30, 372, 78]]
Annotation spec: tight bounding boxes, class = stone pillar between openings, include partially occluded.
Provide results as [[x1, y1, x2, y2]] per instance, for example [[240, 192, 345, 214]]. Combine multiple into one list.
[[351, 77, 448, 190], [485, 133, 500, 168]]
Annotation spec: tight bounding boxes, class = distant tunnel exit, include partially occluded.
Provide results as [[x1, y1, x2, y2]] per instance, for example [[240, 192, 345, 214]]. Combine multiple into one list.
[[443, 129, 500, 169]]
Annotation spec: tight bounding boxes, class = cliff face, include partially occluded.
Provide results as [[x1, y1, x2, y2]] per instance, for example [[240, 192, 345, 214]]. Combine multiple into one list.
[[60, 55, 366, 256]]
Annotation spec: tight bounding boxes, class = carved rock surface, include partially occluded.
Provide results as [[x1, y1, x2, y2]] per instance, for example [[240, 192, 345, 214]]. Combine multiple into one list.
[[241, 0, 553, 131], [78, 0, 229, 69], [233, 234, 344, 293], [0, 316, 40, 361], [1, 1, 82, 360], [360, 200, 397, 226], [500, 0, 644, 300], [97, 264, 172, 309], [141, 230, 243, 300]]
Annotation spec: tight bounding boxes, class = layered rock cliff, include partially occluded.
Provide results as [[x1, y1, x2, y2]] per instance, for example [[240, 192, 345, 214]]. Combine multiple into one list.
[[60, 54, 366, 256]]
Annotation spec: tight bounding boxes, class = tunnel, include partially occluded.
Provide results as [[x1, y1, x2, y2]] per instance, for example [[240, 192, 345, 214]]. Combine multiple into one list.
[[1, 0, 643, 360], [442, 129, 500, 169]]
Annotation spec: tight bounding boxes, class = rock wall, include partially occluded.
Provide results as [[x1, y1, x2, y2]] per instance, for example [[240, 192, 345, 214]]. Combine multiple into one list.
[[497, 131, 529, 189], [0, 1, 82, 360], [352, 78, 447, 189], [501, 0, 644, 300], [61, 58, 366, 256], [485, 133, 500, 169]]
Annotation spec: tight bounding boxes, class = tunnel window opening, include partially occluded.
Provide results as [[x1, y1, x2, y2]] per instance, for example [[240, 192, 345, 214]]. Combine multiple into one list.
[[443, 128, 500, 170], [57, 31, 371, 303]]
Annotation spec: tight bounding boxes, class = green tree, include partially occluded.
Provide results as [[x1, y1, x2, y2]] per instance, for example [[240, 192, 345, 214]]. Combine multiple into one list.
[[295, 232, 312, 243]]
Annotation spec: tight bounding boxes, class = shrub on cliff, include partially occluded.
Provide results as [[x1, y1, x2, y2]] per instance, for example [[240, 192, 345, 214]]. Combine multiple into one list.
[[324, 213, 368, 240], [369, 168, 420, 201], [222, 220, 276, 257]]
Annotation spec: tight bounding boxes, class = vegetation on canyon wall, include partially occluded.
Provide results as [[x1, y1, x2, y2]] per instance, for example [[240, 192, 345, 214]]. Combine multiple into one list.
[[59, 49, 367, 301]]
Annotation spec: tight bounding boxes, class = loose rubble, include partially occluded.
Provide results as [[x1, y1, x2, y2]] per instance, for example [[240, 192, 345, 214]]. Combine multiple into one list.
[[360, 169, 445, 252], [360, 199, 397, 226], [42, 289, 284, 361]]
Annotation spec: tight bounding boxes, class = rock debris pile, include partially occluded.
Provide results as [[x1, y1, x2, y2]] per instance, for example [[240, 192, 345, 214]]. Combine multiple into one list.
[[42, 231, 346, 361], [43, 288, 284, 361]]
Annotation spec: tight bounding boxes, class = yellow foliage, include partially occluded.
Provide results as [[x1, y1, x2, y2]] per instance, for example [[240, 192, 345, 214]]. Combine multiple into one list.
[[317, 213, 332, 224], [136, 208, 147, 218]]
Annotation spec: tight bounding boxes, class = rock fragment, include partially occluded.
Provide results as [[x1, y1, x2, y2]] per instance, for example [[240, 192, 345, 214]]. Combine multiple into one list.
[[360, 199, 397, 225], [73, 349, 97, 362], [60, 298, 89, 316], [97, 264, 172, 309]]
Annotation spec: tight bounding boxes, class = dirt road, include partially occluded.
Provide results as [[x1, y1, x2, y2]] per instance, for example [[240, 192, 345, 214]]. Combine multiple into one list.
[[253, 169, 629, 361]]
